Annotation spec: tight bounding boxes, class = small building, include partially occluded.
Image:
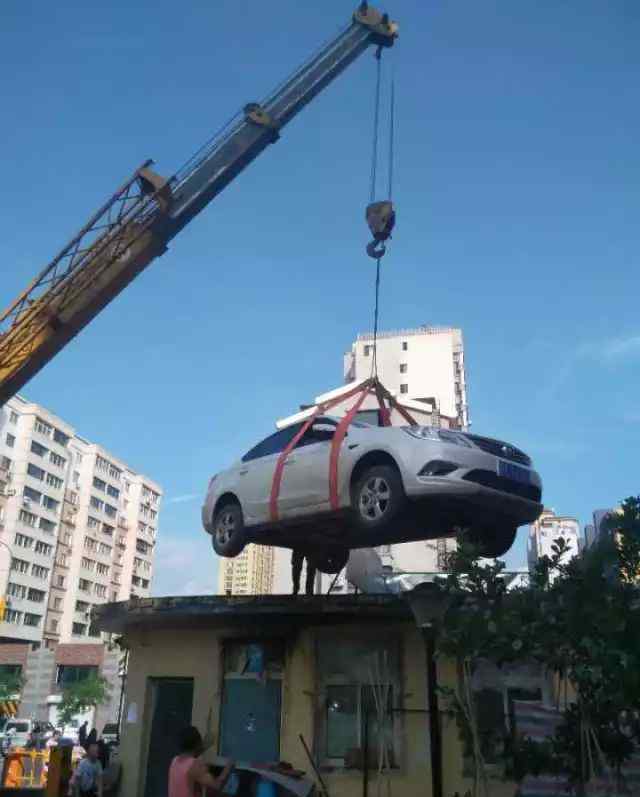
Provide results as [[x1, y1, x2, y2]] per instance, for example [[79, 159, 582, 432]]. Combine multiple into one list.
[[95, 594, 545, 797], [0, 641, 121, 729]]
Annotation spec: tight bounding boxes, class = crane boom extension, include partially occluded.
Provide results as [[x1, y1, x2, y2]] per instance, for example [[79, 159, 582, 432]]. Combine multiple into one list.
[[0, 4, 397, 407]]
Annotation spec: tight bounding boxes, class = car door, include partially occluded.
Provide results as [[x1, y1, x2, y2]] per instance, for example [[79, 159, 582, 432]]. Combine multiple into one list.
[[278, 418, 337, 518], [238, 425, 302, 526]]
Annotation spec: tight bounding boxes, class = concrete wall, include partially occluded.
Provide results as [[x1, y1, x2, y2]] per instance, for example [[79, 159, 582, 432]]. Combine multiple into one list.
[[117, 619, 523, 797]]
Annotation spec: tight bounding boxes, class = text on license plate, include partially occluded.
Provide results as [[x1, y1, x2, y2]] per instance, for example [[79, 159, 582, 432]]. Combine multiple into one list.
[[498, 460, 531, 484]]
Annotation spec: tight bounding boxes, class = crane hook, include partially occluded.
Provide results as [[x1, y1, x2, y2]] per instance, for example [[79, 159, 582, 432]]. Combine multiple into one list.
[[365, 200, 395, 259]]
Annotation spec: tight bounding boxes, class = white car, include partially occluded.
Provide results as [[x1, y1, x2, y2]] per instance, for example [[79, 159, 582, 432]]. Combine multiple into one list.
[[202, 419, 543, 573]]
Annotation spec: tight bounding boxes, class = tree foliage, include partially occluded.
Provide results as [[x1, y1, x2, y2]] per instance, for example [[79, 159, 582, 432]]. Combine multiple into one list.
[[436, 496, 640, 796], [57, 675, 111, 727], [0, 671, 24, 703]]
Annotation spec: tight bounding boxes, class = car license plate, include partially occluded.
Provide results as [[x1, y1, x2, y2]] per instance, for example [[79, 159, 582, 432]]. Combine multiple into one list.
[[498, 459, 531, 484]]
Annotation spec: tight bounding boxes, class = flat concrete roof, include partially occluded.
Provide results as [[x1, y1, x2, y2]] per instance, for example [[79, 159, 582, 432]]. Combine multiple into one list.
[[94, 593, 413, 636]]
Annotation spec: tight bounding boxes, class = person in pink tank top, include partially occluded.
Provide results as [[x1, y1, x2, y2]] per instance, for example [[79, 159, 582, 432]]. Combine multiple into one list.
[[168, 726, 234, 797]]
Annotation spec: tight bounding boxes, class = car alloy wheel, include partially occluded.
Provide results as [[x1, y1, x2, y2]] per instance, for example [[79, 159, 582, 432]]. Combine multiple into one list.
[[215, 511, 237, 547], [359, 476, 392, 521]]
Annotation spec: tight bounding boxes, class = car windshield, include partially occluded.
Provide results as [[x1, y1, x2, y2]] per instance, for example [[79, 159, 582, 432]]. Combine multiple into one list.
[[6, 722, 29, 733], [103, 724, 117, 733]]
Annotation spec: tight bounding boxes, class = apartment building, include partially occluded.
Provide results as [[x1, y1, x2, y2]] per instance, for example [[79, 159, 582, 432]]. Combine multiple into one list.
[[344, 326, 469, 429], [527, 507, 582, 576], [0, 396, 162, 645], [217, 545, 274, 596]]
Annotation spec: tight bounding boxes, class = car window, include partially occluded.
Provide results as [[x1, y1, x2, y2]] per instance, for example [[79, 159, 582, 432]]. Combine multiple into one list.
[[242, 424, 302, 462], [296, 417, 337, 448], [7, 722, 29, 733]]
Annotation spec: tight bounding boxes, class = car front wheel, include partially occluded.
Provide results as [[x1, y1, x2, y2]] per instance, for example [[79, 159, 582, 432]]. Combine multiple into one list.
[[352, 464, 406, 532], [211, 501, 246, 558]]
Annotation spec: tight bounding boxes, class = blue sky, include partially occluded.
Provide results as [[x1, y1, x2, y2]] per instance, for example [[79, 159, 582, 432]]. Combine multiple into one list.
[[2, 0, 638, 594]]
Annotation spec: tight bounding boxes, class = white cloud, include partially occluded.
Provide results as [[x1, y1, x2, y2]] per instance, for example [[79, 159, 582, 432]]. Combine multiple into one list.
[[579, 334, 640, 362], [164, 493, 200, 505], [152, 534, 219, 596]]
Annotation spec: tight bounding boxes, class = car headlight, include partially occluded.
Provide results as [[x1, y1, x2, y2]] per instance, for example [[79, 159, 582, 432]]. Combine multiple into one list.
[[402, 427, 471, 447]]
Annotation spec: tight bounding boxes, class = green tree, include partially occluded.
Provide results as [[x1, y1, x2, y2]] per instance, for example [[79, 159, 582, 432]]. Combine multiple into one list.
[[435, 496, 640, 796], [0, 669, 24, 703], [57, 675, 111, 727]]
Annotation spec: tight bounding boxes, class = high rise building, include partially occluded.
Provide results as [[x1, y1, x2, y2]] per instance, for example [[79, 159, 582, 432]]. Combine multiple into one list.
[[344, 326, 469, 429], [0, 396, 162, 645], [527, 508, 582, 576], [217, 544, 274, 596]]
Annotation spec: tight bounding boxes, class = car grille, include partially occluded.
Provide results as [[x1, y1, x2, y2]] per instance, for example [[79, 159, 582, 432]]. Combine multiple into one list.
[[463, 469, 541, 502], [463, 434, 531, 466]]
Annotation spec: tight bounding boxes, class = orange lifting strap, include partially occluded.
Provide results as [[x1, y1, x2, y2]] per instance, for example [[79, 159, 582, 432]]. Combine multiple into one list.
[[269, 377, 418, 522]]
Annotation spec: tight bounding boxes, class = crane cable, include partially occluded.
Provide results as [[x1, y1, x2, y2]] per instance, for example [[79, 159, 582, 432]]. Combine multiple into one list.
[[367, 52, 396, 380]]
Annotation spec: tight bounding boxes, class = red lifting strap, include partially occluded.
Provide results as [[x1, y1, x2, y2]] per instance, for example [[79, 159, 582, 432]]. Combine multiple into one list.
[[328, 386, 370, 510], [269, 379, 373, 523], [268, 378, 421, 522]]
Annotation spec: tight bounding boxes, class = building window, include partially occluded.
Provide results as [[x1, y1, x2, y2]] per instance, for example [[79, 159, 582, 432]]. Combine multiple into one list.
[[50, 452, 66, 468], [88, 624, 100, 638], [57, 665, 97, 686], [27, 588, 45, 603], [96, 563, 109, 576], [400, 384, 408, 394], [104, 504, 117, 519], [40, 518, 56, 534], [57, 575, 65, 588], [81, 557, 96, 572], [14, 533, 34, 549], [34, 419, 52, 437], [90, 496, 104, 512], [23, 613, 42, 627], [34, 541, 53, 556], [46, 473, 63, 490], [53, 429, 69, 447], [95, 456, 109, 473], [71, 623, 87, 636], [50, 619, 58, 632], [102, 524, 114, 537], [78, 579, 92, 592], [24, 486, 42, 503], [399, 363, 408, 374], [11, 558, 29, 574], [84, 537, 97, 552], [94, 584, 107, 598], [87, 517, 100, 529], [317, 637, 400, 767], [31, 564, 49, 580], [19, 509, 37, 527], [31, 441, 48, 458], [9, 412, 18, 425], [42, 495, 59, 512], [7, 582, 27, 599], [106, 485, 120, 500], [363, 345, 371, 357], [93, 477, 106, 493], [401, 341, 408, 351], [54, 597, 62, 610], [4, 609, 22, 625], [75, 600, 90, 613], [5, 434, 15, 448], [1, 456, 12, 471]]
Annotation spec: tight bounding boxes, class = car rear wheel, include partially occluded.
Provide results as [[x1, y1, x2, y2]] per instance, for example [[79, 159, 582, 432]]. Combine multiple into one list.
[[463, 523, 518, 558], [352, 464, 406, 532], [211, 501, 246, 558], [309, 548, 349, 575]]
